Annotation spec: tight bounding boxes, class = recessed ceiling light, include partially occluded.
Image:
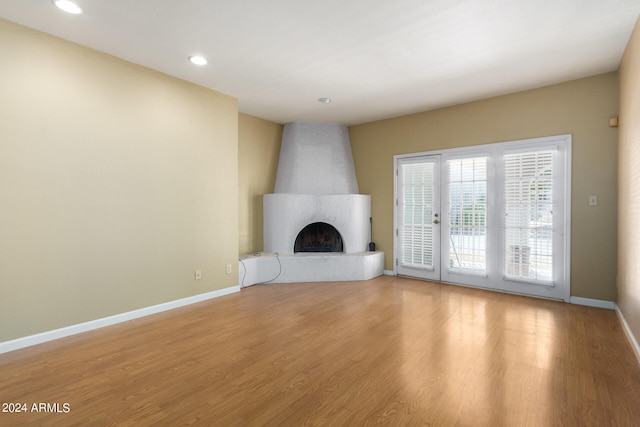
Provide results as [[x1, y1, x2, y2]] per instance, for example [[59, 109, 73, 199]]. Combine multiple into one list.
[[52, 0, 83, 15], [188, 55, 208, 66], [318, 97, 332, 104]]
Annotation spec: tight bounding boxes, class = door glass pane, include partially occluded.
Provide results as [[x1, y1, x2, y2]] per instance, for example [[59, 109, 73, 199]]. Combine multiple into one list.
[[447, 157, 487, 273], [401, 162, 434, 268], [504, 150, 554, 282]]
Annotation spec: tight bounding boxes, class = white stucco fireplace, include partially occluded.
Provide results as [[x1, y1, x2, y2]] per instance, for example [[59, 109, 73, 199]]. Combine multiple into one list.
[[239, 122, 384, 286]]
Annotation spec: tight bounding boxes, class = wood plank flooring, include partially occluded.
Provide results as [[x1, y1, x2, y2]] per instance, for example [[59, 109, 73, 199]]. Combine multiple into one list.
[[1, 276, 640, 426]]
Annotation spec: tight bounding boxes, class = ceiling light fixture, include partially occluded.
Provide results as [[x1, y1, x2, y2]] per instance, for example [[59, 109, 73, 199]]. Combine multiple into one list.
[[188, 55, 208, 66], [318, 97, 332, 104], [52, 0, 83, 15]]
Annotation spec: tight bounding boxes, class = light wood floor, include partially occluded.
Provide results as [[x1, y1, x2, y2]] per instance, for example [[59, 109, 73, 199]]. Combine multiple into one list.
[[1, 276, 640, 426]]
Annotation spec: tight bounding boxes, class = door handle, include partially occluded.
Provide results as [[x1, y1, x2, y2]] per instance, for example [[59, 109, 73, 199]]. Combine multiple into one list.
[[433, 219, 440, 224]]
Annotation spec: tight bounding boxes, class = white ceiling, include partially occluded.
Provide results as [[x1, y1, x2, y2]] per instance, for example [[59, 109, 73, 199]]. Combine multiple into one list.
[[1, 0, 639, 125]]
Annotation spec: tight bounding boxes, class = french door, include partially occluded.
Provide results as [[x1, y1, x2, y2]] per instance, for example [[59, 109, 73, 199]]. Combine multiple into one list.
[[397, 156, 441, 281], [395, 135, 571, 301]]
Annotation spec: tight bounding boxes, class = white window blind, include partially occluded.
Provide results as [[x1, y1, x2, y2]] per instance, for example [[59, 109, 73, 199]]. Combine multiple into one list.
[[504, 150, 554, 282], [401, 162, 435, 268], [447, 157, 488, 274]]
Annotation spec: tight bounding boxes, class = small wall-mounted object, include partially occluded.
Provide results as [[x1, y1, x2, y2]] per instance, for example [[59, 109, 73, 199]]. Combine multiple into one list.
[[609, 116, 619, 127]]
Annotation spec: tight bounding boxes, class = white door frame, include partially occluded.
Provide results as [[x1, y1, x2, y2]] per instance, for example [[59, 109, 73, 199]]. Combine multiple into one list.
[[393, 134, 571, 302]]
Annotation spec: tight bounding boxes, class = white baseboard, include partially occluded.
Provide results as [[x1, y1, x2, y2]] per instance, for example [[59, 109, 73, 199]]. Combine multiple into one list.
[[383, 270, 395, 276], [0, 285, 240, 355], [616, 305, 640, 366], [569, 296, 616, 310]]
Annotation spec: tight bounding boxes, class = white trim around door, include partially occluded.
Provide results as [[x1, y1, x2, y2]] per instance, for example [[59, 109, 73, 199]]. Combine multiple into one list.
[[394, 134, 571, 302]]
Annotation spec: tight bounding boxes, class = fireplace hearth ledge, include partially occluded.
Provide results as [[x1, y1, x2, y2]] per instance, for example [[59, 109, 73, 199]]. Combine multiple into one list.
[[239, 251, 384, 287]]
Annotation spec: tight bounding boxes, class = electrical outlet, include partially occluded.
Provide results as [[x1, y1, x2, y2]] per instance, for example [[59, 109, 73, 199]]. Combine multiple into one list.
[[226, 264, 232, 274], [194, 269, 202, 280]]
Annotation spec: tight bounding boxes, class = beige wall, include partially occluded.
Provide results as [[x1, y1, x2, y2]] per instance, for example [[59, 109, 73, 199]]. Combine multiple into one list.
[[618, 18, 640, 345], [350, 73, 619, 300], [238, 114, 282, 254], [0, 19, 239, 342]]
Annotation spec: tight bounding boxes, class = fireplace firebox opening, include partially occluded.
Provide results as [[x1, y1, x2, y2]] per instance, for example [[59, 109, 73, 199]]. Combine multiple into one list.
[[294, 222, 344, 253]]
